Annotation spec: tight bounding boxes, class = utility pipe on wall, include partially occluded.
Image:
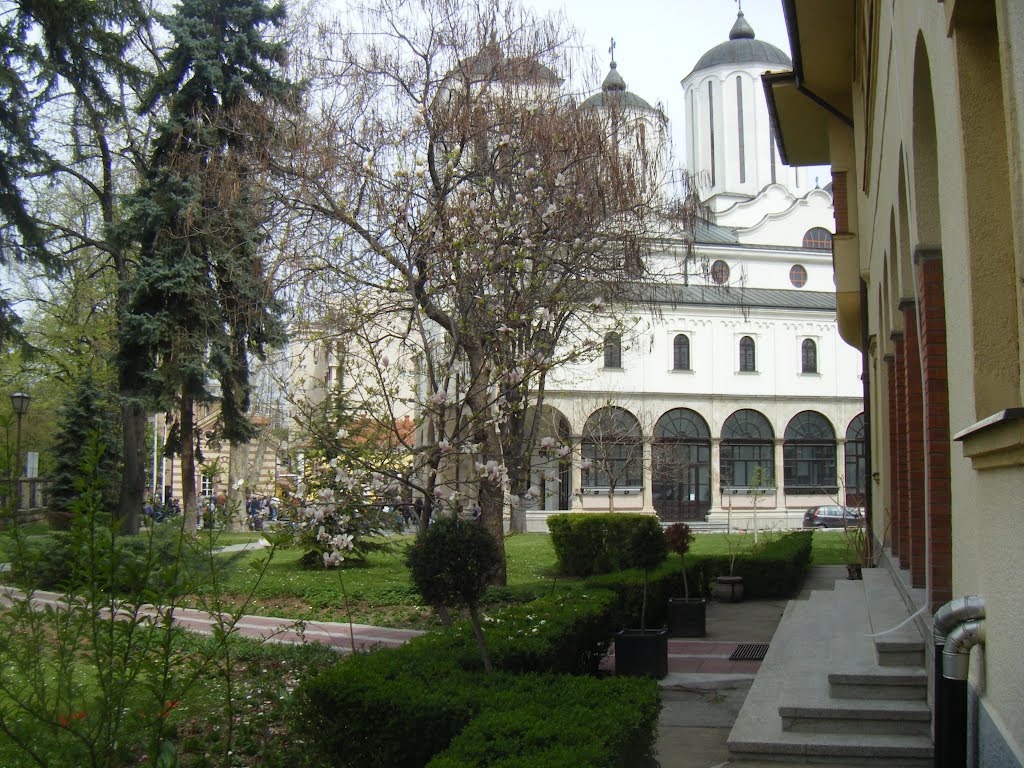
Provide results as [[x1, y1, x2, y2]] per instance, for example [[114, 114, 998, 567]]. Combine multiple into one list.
[[933, 596, 986, 768]]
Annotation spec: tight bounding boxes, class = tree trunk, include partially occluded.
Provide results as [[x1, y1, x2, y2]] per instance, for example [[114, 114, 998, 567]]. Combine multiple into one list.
[[118, 401, 145, 534], [467, 602, 493, 673], [228, 440, 247, 529], [180, 391, 199, 530], [478, 470, 507, 585]]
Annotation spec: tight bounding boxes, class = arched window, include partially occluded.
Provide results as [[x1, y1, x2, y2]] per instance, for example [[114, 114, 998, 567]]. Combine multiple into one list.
[[673, 334, 690, 371], [711, 259, 730, 284], [802, 227, 833, 250], [653, 409, 711, 521], [720, 409, 774, 488], [783, 411, 838, 494], [802, 339, 818, 373], [582, 407, 642, 490], [789, 264, 808, 288], [845, 413, 867, 507], [603, 332, 621, 369], [739, 336, 756, 372]]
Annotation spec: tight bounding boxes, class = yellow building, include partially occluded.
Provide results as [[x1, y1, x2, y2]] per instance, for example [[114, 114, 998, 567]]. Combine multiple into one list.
[[765, 1, 1024, 765]]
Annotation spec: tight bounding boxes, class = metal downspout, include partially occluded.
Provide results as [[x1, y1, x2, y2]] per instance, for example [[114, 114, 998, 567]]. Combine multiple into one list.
[[932, 597, 986, 768]]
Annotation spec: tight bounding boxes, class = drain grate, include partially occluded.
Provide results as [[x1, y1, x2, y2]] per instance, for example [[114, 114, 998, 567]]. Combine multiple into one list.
[[729, 642, 769, 661]]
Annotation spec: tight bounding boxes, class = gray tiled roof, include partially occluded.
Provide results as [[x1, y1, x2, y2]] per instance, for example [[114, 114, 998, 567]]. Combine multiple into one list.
[[632, 283, 837, 311], [692, 218, 740, 245]]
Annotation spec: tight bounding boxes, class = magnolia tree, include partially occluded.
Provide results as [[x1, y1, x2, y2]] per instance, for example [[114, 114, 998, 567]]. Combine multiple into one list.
[[277, 0, 707, 583]]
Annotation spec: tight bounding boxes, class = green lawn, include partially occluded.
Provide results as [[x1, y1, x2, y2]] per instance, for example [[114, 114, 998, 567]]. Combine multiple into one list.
[[202, 529, 850, 628]]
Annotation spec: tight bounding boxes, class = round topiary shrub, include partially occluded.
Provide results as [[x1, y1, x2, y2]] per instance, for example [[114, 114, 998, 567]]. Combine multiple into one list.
[[405, 515, 501, 671]]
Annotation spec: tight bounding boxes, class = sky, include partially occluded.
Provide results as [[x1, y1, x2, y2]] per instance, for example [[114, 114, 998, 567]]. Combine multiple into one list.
[[520, 0, 794, 162]]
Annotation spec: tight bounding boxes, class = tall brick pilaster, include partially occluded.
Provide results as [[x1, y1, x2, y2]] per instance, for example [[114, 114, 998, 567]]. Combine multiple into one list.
[[884, 352, 902, 562], [901, 300, 926, 589], [890, 335, 909, 568], [916, 247, 952, 611]]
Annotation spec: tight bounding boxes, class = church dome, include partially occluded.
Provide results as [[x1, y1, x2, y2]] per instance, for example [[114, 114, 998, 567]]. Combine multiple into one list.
[[582, 57, 659, 113], [687, 11, 791, 76]]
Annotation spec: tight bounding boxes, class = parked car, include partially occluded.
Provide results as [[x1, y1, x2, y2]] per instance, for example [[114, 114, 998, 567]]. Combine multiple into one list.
[[802, 505, 865, 528]]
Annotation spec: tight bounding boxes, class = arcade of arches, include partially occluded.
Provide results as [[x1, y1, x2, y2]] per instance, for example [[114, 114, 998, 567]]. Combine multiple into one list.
[[533, 406, 866, 522]]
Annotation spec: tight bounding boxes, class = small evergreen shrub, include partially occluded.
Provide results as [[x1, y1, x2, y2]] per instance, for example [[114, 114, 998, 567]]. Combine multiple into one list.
[[426, 674, 661, 768], [685, 530, 814, 598], [414, 588, 619, 674], [547, 513, 666, 577]]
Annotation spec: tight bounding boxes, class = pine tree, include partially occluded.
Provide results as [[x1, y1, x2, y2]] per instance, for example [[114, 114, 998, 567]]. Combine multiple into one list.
[[120, 0, 296, 528], [49, 371, 122, 526]]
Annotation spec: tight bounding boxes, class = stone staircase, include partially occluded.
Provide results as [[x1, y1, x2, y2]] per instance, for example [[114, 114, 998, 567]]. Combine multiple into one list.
[[727, 568, 934, 765]]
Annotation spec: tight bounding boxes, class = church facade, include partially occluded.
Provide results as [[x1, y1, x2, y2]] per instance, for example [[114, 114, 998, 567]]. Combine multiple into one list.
[[524, 11, 864, 531]]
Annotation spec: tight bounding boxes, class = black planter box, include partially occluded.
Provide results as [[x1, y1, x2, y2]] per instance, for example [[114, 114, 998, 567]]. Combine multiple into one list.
[[667, 597, 706, 638], [614, 628, 668, 679]]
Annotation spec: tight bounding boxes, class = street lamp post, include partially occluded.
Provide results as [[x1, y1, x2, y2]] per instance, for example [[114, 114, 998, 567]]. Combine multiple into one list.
[[10, 392, 30, 512]]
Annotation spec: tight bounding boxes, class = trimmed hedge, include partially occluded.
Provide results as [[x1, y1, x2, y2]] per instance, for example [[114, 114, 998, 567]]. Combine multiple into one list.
[[426, 674, 660, 768], [413, 588, 618, 674], [685, 530, 814, 599], [547, 513, 665, 577], [293, 597, 659, 767], [293, 644, 484, 768], [585, 558, 680, 629]]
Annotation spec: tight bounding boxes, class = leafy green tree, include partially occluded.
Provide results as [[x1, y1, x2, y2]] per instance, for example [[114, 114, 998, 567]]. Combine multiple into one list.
[[120, 0, 297, 529], [0, 0, 146, 347]]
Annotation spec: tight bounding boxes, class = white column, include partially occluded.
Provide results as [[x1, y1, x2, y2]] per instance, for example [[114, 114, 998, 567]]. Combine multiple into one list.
[[711, 438, 722, 513]]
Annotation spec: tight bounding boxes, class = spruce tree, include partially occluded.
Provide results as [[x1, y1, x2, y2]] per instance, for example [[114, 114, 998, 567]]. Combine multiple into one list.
[[120, 0, 296, 528], [49, 371, 122, 526]]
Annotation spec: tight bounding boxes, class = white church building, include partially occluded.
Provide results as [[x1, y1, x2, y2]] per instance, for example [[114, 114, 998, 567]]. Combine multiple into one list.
[[524, 10, 864, 531]]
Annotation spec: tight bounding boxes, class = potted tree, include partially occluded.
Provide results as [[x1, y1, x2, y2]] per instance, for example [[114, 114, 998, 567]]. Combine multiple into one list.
[[665, 523, 706, 637], [712, 531, 744, 602], [614, 518, 669, 678], [843, 524, 870, 580]]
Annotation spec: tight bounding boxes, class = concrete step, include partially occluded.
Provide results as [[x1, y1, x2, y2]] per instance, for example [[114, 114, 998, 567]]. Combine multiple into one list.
[[829, 667, 928, 700], [728, 570, 933, 764], [728, 731, 935, 766], [863, 567, 926, 668], [780, 695, 931, 735]]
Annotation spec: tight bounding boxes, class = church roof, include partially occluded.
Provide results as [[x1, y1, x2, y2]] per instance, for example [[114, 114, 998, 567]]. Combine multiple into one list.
[[582, 53, 659, 112], [692, 218, 740, 245], [688, 11, 791, 77], [639, 284, 838, 312]]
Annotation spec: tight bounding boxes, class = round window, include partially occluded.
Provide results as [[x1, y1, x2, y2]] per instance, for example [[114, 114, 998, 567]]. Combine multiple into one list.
[[790, 264, 808, 288], [710, 260, 730, 285]]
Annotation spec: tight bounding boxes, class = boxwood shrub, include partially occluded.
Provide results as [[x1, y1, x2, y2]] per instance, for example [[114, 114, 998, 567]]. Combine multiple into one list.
[[426, 674, 660, 768], [293, 644, 489, 767], [547, 513, 665, 577], [413, 588, 619, 674], [585, 558, 680, 629], [685, 530, 814, 599]]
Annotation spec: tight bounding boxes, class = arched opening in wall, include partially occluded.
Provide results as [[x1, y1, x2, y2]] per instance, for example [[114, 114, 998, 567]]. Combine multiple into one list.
[[783, 411, 838, 496], [912, 36, 955, 608], [603, 331, 622, 369], [652, 408, 711, 522], [845, 413, 867, 507], [527, 406, 572, 512], [581, 407, 642, 493], [720, 409, 774, 490], [948, 12, 1020, 413]]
